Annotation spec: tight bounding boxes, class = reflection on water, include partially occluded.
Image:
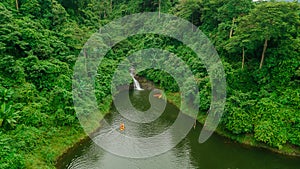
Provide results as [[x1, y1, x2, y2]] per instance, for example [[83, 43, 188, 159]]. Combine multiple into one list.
[[66, 139, 194, 169], [58, 90, 300, 169]]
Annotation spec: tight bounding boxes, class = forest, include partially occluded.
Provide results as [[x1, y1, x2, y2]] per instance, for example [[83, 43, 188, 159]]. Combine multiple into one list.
[[0, 0, 299, 168]]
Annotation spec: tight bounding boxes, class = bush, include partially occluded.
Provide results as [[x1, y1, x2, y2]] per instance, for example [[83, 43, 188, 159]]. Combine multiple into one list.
[[254, 120, 288, 149], [0, 132, 26, 169]]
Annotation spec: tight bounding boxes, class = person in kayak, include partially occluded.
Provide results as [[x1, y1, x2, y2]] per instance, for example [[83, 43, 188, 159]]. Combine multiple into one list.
[[120, 123, 125, 131]]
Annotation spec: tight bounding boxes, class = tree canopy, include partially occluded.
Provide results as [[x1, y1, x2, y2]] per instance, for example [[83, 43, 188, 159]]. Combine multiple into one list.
[[0, 0, 299, 168]]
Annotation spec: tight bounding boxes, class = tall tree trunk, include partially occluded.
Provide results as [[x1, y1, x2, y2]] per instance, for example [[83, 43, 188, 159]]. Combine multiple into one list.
[[242, 47, 245, 69], [15, 0, 19, 11], [110, 0, 112, 12], [260, 38, 268, 69], [229, 17, 235, 38], [158, 0, 161, 18]]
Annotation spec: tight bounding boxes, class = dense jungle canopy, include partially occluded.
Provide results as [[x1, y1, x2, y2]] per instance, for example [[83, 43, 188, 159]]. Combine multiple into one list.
[[0, 0, 299, 168]]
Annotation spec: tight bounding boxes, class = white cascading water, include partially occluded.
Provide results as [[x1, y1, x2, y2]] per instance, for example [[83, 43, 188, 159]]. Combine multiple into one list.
[[130, 73, 143, 90]]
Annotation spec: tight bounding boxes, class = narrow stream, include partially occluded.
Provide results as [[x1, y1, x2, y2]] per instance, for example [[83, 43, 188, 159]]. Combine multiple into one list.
[[57, 90, 300, 169]]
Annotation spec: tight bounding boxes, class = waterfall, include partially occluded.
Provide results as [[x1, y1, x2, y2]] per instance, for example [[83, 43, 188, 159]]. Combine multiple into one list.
[[130, 73, 143, 90]]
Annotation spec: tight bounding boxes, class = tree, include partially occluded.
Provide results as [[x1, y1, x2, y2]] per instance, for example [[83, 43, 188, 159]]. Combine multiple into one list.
[[217, 0, 253, 39], [200, 0, 226, 33], [172, 0, 202, 28], [237, 2, 300, 69]]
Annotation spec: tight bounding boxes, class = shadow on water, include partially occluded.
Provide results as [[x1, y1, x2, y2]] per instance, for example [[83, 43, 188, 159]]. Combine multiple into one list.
[[57, 90, 300, 169]]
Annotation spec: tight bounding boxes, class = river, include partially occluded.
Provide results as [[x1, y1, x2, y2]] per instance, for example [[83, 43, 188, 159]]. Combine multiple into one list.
[[57, 90, 300, 169]]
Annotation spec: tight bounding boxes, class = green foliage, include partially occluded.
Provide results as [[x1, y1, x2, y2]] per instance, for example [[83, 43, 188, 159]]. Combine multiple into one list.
[[0, 103, 20, 130], [0, 56, 25, 84], [227, 1, 300, 69], [289, 119, 300, 146], [172, 0, 202, 26], [254, 120, 288, 149], [0, 132, 26, 169], [224, 91, 256, 134], [0, 0, 299, 168]]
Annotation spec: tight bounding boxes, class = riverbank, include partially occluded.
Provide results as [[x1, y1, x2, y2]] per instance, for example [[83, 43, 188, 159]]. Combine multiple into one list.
[[164, 91, 300, 157], [24, 96, 112, 169], [26, 126, 86, 169], [136, 76, 300, 157]]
